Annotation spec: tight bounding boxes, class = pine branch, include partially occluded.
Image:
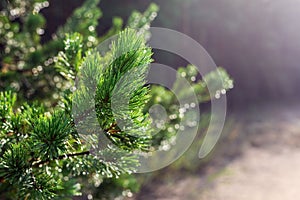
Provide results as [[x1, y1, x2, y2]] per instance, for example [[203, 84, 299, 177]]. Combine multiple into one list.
[[32, 151, 90, 167], [0, 1, 234, 199]]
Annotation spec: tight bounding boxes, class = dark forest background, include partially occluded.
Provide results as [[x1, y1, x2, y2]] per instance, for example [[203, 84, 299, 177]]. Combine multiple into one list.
[[41, 0, 300, 108]]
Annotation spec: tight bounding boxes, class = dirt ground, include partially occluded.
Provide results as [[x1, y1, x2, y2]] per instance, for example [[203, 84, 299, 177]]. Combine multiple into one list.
[[135, 102, 300, 200]]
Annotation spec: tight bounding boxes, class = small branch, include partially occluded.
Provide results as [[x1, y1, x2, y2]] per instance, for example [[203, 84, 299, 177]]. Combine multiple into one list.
[[32, 151, 90, 167]]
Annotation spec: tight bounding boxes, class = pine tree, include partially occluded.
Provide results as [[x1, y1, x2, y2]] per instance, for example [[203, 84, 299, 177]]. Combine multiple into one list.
[[0, 0, 233, 199]]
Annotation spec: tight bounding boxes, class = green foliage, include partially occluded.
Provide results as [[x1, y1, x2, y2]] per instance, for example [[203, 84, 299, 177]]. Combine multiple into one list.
[[0, 0, 233, 199], [31, 111, 73, 160], [175, 65, 234, 103], [0, 0, 102, 103], [0, 91, 16, 123], [55, 33, 83, 82], [95, 29, 153, 151], [147, 65, 233, 147], [56, 0, 101, 50], [127, 3, 159, 39], [0, 0, 58, 102], [0, 144, 30, 184], [0, 83, 144, 199]]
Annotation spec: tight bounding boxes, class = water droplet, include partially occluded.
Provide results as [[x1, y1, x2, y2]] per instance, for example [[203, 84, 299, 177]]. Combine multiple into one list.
[[36, 28, 44, 35], [179, 108, 186, 113], [127, 191, 133, 197], [36, 66, 43, 72], [169, 114, 177, 119], [167, 127, 174, 132], [87, 194, 93, 200], [88, 26, 95, 32], [43, 1, 49, 7]]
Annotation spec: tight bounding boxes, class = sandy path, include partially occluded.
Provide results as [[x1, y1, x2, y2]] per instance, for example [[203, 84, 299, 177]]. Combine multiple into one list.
[[136, 103, 300, 200], [199, 104, 300, 200], [200, 147, 300, 200]]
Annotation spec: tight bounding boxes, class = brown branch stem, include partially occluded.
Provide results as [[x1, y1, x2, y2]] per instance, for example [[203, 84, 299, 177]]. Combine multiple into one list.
[[32, 151, 90, 167]]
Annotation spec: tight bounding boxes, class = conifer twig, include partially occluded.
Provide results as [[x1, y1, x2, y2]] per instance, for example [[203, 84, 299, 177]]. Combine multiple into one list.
[[32, 151, 90, 167]]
